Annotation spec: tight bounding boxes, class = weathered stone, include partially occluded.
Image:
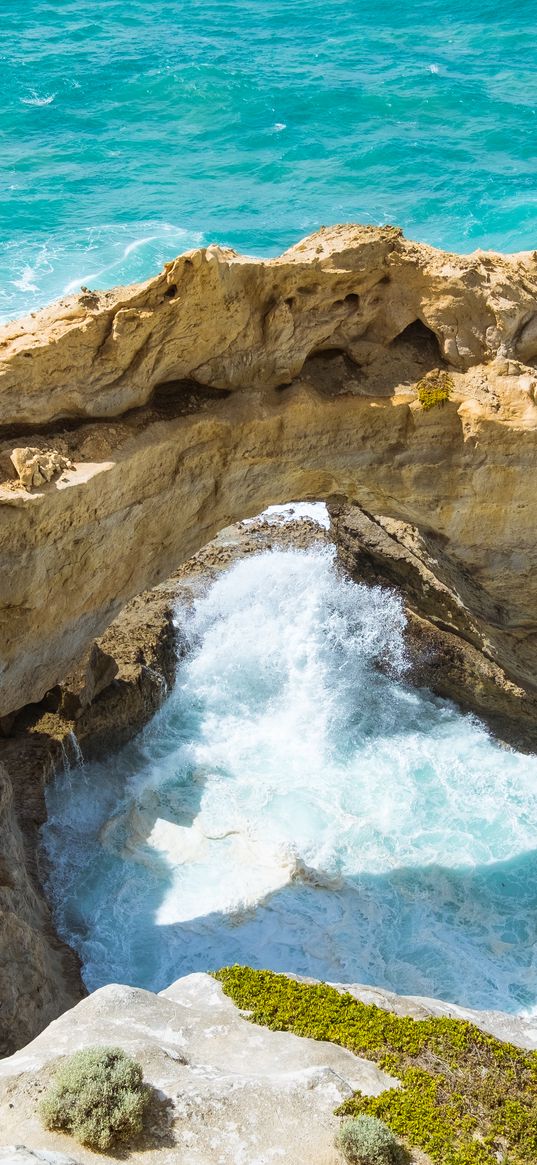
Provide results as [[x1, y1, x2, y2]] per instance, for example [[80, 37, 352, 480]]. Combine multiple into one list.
[[59, 644, 119, 720], [0, 229, 537, 732], [329, 501, 537, 749], [0, 972, 399, 1165], [10, 448, 73, 492], [1, 225, 537, 427]]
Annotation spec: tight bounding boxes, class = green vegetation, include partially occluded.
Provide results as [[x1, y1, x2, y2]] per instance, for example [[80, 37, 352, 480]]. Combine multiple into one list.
[[39, 1045, 150, 1150], [215, 966, 537, 1165], [336, 1115, 408, 1164], [416, 369, 454, 410]]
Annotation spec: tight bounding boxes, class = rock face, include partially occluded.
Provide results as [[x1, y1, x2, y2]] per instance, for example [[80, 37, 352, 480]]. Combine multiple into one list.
[[330, 501, 537, 749], [0, 759, 82, 1061], [2, 971, 537, 1165], [0, 578, 179, 1058], [1, 225, 537, 735], [1, 224, 537, 427], [0, 972, 398, 1165]]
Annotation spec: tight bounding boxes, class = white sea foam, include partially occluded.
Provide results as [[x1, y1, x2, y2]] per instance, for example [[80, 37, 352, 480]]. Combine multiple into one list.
[[21, 92, 56, 106], [42, 547, 537, 1012], [0, 223, 204, 323]]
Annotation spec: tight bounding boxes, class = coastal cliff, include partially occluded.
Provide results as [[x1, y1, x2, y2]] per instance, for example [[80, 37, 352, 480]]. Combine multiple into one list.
[[2, 223, 537, 1062], [1, 225, 537, 739]]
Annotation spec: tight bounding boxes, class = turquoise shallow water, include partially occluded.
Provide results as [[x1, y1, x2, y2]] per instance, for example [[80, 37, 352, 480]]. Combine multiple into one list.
[[2, 0, 537, 320]]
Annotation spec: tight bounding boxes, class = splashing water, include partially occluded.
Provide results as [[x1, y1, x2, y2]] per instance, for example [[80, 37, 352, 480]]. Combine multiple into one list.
[[42, 547, 537, 1012]]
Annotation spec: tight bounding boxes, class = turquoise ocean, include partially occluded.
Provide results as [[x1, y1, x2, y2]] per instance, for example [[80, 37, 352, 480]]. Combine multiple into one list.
[[2, 0, 537, 322]]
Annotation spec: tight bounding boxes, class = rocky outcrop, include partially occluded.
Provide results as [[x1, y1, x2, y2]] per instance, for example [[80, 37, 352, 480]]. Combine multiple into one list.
[[1, 224, 537, 427], [0, 758, 82, 1060], [1, 226, 537, 735], [330, 501, 537, 749], [2, 970, 537, 1165], [0, 578, 179, 1058], [0, 972, 398, 1165], [0, 515, 326, 1058]]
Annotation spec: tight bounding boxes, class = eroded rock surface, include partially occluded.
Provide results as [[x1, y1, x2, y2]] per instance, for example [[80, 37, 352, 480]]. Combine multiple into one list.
[[1, 224, 537, 426], [330, 501, 537, 749], [1, 226, 537, 730], [0, 972, 399, 1165]]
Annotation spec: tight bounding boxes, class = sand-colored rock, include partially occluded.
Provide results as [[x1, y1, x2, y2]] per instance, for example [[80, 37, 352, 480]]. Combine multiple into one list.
[[330, 501, 537, 749], [1, 224, 537, 427], [1, 225, 537, 734], [0, 581, 179, 1058], [10, 448, 73, 492], [0, 757, 83, 1059]]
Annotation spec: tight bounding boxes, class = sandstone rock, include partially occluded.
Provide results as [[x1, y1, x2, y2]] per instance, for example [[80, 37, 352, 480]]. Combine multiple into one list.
[[0, 227, 536, 731], [0, 578, 179, 1057], [0, 761, 83, 1059], [10, 448, 73, 492], [329, 501, 537, 749], [1, 225, 537, 427], [59, 644, 118, 720]]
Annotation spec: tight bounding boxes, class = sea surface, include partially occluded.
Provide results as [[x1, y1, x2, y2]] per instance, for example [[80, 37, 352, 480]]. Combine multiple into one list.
[[43, 532, 537, 1014], [2, 0, 537, 321]]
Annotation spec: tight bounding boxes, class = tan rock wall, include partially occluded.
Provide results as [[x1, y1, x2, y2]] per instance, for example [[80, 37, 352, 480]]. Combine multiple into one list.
[[0, 225, 536, 728]]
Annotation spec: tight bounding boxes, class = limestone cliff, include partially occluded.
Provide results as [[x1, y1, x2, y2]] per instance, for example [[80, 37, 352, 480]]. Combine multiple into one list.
[[1, 225, 537, 739], [2, 970, 537, 1165]]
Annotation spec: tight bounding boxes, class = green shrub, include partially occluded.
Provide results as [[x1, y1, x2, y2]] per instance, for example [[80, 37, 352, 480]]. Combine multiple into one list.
[[214, 965, 537, 1165], [39, 1045, 150, 1150], [416, 369, 453, 410], [336, 1115, 407, 1163]]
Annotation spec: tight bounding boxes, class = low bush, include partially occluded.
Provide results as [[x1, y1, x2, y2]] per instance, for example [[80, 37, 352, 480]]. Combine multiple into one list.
[[336, 1115, 407, 1163], [416, 369, 453, 410], [39, 1045, 150, 1150], [215, 965, 537, 1164]]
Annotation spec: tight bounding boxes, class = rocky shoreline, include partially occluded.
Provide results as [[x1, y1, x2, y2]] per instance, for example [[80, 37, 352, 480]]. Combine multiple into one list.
[[3, 497, 537, 1059], [0, 514, 327, 1057]]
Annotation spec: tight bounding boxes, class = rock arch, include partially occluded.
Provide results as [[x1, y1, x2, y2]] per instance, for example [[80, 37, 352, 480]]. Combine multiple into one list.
[[1, 224, 537, 722]]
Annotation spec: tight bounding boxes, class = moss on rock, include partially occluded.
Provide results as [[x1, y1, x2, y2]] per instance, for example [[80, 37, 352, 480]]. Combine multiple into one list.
[[416, 370, 454, 410], [215, 966, 537, 1165]]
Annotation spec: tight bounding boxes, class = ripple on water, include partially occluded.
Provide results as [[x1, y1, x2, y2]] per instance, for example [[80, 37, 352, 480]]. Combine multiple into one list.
[[2, 0, 537, 319]]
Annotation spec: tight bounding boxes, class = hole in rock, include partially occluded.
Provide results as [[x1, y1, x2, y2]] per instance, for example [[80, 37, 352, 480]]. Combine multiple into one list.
[[39, 499, 537, 1016], [391, 319, 443, 361], [150, 377, 231, 415]]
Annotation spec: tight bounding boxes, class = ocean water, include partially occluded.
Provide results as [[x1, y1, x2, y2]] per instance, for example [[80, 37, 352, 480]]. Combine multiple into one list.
[[2, 0, 537, 321], [42, 544, 537, 1013]]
